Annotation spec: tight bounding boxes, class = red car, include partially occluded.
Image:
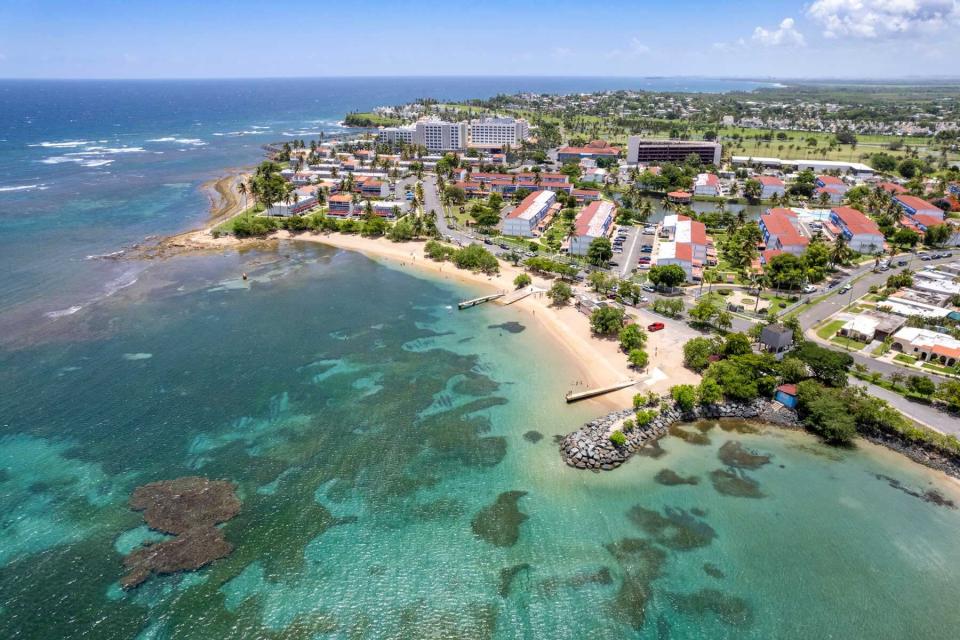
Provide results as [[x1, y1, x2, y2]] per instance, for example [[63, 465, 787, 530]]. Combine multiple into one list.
[[647, 322, 665, 332]]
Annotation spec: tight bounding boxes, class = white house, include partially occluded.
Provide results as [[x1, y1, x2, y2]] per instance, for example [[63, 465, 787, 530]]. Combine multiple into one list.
[[892, 327, 960, 367], [756, 176, 786, 199], [693, 173, 721, 197], [829, 206, 884, 254]]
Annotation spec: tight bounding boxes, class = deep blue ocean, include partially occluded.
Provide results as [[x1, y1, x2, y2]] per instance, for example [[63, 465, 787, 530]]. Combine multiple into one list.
[[3, 78, 960, 640]]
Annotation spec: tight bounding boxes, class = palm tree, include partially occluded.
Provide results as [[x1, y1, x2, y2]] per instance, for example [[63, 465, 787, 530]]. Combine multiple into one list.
[[238, 182, 248, 211], [831, 234, 850, 267]]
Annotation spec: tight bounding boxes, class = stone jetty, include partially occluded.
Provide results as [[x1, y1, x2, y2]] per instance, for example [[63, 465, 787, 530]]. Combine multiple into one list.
[[560, 398, 799, 471]]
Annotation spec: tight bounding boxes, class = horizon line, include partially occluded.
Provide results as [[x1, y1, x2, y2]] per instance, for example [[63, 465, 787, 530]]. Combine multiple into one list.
[[1, 74, 960, 83]]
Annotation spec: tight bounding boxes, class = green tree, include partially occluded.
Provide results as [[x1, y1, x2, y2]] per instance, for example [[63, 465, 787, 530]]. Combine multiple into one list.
[[547, 281, 573, 306], [907, 375, 936, 396], [588, 270, 613, 294], [689, 299, 718, 326], [697, 377, 724, 405], [723, 333, 753, 356], [793, 341, 853, 387], [513, 273, 532, 289], [590, 306, 626, 335], [619, 324, 648, 352], [795, 380, 857, 445], [587, 237, 613, 266], [648, 264, 687, 289], [683, 336, 722, 371]]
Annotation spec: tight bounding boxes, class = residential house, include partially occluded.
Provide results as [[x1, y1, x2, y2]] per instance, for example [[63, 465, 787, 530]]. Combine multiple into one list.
[[891, 327, 960, 367], [756, 176, 786, 200]]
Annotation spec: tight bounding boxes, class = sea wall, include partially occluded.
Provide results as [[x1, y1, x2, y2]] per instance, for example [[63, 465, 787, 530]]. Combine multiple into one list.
[[560, 399, 799, 471]]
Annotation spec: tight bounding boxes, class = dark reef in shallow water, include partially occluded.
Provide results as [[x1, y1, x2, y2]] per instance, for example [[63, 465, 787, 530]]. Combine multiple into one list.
[[539, 566, 613, 595], [471, 490, 529, 547], [638, 440, 668, 458], [654, 469, 700, 486], [703, 563, 725, 579], [523, 430, 544, 444], [626, 505, 716, 550], [498, 563, 532, 597], [668, 424, 711, 445], [667, 588, 753, 627], [875, 473, 957, 509], [709, 469, 765, 498], [718, 441, 771, 470], [121, 476, 241, 589], [488, 321, 526, 334], [604, 538, 667, 630]]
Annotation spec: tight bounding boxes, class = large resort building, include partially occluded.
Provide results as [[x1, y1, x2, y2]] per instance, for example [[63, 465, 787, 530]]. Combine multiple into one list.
[[468, 117, 529, 148], [759, 208, 808, 256], [502, 190, 556, 237], [569, 201, 616, 256], [830, 206, 884, 254], [626, 137, 721, 166]]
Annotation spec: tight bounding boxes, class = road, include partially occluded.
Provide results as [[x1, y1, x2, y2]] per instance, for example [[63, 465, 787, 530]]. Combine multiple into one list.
[[851, 380, 960, 436]]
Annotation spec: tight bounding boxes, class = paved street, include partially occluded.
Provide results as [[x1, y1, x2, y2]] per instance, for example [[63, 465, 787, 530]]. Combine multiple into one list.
[[851, 380, 960, 435]]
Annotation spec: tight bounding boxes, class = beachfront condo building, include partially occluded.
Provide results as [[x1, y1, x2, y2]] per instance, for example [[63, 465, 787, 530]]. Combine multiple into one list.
[[468, 117, 529, 148], [759, 208, 809, 255], [626, 137, 721, 166], [654, 214, 709, 281], [377, 125, 416, 145], [502, 190, 556, 237], [569, 201, 616, 256]]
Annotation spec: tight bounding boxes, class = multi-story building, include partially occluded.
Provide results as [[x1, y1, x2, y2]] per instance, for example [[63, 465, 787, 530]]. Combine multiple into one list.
[[756, 176, 786, 200], [693, 173, 721, 196], [759, 208, 809, 255], [414, 119, 467, 152], [655, 214, 709, 281], [569, 201, 615, 256], [468, 117, 529, 148], [894, 195, 944, 221], [377, 125, 416, 145], [557, 140, 620, 163], [502, 190, 556, 237], [626, 137, 721, 166], [830, 206, 884, 253], [327, 194, 355, 216], [266, 187, 318, 216]]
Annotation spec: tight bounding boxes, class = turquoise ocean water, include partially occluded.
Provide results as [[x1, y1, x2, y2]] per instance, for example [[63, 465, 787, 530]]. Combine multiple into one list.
[[2, 79, 960, 639]]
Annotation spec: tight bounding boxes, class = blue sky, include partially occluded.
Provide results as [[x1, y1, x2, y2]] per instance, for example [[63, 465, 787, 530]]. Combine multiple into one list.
[[1, 0, 958, 79]]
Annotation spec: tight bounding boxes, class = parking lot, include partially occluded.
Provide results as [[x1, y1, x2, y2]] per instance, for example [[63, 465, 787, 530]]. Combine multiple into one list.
[[610, 223, 657, 279]]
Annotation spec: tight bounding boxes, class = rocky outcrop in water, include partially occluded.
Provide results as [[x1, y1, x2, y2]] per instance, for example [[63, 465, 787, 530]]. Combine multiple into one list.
[[121, 476, 241, 589], [559, 399, 799, 472]]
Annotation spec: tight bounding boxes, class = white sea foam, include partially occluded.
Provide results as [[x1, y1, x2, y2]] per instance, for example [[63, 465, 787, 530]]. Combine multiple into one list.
[[78, 146, 146, 154], [44, 305, 82, 318], [29, 140, 93, 148], [122, 353, 153, 361], [147, 137, 206, 146], [0, 184, 46, 193], [81, 159, 114, 167]]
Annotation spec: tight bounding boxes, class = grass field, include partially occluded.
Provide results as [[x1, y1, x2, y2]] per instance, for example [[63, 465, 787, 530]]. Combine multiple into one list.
[[816, 319, 845, 340], [894, 353, 918, 365]]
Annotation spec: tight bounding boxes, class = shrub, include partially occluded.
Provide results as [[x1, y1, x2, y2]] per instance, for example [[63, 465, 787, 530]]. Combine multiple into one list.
[[635, 409, 657, 426], [609, 431, 627, 447], [622, 419, 635, 432], [514, 273, 532, 289], [671, 384, 697, 412], [547, 281, 573, 306]]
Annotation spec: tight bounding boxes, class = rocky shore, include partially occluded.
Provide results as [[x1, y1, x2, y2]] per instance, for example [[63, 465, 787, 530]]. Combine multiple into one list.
[[560, 398, 800, 471]]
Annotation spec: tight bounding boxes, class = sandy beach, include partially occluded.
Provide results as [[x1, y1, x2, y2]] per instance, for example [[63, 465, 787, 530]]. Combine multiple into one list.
[[179, 225, 700, 410]]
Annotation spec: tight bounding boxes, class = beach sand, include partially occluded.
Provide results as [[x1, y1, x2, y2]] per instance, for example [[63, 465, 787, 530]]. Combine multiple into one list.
[[180, 227, 700, 411]]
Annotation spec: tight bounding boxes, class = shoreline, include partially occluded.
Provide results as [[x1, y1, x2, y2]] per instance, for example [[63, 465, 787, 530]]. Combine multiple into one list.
[[182, 227, 660, 410]]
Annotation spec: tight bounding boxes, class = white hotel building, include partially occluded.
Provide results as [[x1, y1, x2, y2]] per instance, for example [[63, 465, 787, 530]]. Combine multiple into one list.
[[468, 117, 530, 148], [377, 119, 467, 152], [569, 201, 615, 256]]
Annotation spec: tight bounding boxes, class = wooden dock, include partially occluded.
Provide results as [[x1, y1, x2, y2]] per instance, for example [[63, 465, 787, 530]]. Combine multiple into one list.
[[458, 293, 504, 310], [565, 380, 638, 403]]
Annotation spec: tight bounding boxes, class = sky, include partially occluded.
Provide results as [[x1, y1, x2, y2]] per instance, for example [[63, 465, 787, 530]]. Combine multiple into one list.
[[1, 0, 959, 79]]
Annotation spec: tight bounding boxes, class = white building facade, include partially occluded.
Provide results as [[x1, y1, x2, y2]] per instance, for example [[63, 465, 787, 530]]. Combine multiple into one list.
[[468, 117, 529, 148]]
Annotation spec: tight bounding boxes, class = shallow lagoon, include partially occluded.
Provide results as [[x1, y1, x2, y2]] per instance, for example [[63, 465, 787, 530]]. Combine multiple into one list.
[[1, 242, 959, 639]]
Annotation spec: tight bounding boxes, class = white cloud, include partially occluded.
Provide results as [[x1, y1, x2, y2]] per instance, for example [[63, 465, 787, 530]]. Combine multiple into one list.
[[606, 38, 651, 59], [752, 17, 806, 46], [808, 0, 960, 39]]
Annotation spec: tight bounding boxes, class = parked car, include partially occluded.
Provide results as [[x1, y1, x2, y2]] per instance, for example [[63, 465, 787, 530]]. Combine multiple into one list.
[[896, 259, 908, 267], [803, 284, 817, 293], [839, 283, 852, 294], [642, 284, 656, 292], [647, 322, 665, 332], [483, 238, 492, 245]]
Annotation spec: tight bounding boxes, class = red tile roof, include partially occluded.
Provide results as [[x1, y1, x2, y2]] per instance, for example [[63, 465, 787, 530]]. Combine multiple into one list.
[[878, 182, 907, 194], [690, 220, 707, 245], [817, 175, 844, 186], [761, 209, 808, 248], [674, 243, 693, 261], [574, 201, 616, 237], [777, 384, 797, 396], [896, 194, 941, 213], [757, 176, 784, 186], [832, 206, 881, 236], [913, 214, 945, 228]]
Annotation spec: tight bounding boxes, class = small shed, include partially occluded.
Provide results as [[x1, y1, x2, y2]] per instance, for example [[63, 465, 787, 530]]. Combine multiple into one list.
[[775, 383, 798, 409]]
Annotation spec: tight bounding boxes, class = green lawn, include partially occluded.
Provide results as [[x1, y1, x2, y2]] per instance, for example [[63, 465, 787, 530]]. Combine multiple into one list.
[[816, 320, 845, 340], [894, 353, 918, 365], [922, 362, 958, 375], [214, 204, 266, 234], [830, 335, 867, 351]]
